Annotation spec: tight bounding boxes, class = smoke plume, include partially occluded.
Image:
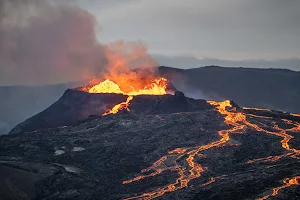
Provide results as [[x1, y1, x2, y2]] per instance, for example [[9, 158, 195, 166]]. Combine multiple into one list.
[[0, 0, 108, 85], [0, 0, 157, 86]]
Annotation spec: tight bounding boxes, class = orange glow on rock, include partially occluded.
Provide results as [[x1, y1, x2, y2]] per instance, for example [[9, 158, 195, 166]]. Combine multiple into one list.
[[89, 79, 124, 94], [122, 100, 300, 200], [87, 78, 168, 116], [257, 176, 300, 200], [102, 96, 133, 116], [88, 78, 168, 96]]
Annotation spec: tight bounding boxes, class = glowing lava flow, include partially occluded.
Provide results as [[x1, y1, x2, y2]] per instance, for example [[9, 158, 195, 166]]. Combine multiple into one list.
[[88, 78, 168, 96], [257, 176, 300, 200], [89, 79, 124, 94], [122, 100, 243, 200], [79, 78, 169, 116], [122, 100, 300, 200], [86, 78, 168, 116], [102, 96, 133, 116]]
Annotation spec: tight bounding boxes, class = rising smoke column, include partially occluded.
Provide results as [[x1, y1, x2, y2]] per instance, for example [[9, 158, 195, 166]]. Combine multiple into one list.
[[0, 0, 160, 86], [0, 0, 108, 85]]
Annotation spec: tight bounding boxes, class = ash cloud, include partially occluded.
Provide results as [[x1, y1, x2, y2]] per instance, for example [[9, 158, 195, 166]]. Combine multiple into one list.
[[0, 0, 107, 85], [0, 0, 160, 134], [0, 0, 109, 134]]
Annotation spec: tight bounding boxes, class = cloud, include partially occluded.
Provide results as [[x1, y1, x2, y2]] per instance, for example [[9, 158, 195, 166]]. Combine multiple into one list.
[[153, 55, 300, 71], [0, 0, 107, 85], [87, 0, 300, 60], [0, 0, 159, 86], [1, 0, 299, 85]]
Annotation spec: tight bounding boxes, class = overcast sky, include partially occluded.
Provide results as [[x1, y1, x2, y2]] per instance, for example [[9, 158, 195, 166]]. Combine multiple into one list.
[[80, 0, 300, 62], [0, 0, 299, 86]]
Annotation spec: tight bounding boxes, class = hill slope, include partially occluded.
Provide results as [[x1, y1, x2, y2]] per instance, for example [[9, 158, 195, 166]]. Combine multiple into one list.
[[0, 83, 81, 135], [1, 90, 300, 199], [158, 66, 300, 113]]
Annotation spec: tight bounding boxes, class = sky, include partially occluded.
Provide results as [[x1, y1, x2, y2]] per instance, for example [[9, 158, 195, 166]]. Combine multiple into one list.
[[82, 0, 300, 61], [0, 0, 299, 86]]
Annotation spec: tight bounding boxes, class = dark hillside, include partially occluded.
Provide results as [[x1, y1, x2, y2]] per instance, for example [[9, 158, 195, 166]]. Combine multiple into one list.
[[159, 66, 300, 113], [0, 83, 81, 135]]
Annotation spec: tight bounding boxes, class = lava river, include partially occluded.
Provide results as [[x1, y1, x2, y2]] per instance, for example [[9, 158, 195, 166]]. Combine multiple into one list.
[[120, 100, 300, 200]]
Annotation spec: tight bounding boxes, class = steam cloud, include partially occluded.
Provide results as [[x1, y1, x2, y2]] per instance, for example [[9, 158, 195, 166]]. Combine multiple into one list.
[[0, 0, 157, 86]]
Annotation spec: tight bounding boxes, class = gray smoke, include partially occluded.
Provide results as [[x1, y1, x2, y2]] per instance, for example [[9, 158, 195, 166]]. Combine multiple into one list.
[[0, 0, 107, 85], [0, 0, 109, 134], [0, 1, 161, 134], [173, 79, 218, 101]]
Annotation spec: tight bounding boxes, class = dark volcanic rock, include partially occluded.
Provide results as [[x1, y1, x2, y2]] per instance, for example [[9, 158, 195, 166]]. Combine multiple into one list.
[[8, 89, 127, 134], [1, 91, 300, 200], [9, 90, 211, 135]]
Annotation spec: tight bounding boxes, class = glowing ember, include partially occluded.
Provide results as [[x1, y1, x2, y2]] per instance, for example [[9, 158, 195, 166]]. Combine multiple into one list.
[[89, 79, 123, 94], [87, 77, 168, 116], [88, 78, 168, 96], [102, 96, 133, 116]]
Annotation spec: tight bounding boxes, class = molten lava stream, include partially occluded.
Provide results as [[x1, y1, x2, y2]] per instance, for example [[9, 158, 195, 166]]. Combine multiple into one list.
[[122, 100, 300, 200], [201, 177, 216, 187], [102, 96, 133, 116], [88, 78, 168, 96], [122, 101, 238, 200], [86, 78, 168, 116], [257, 176, 300, 200]]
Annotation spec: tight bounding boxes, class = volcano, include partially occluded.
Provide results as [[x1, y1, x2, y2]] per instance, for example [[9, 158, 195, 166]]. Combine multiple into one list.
[[1, 81, 300, 199]]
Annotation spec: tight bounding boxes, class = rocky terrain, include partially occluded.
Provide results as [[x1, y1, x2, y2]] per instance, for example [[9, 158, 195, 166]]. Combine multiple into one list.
[[1, 89, 300, 200]]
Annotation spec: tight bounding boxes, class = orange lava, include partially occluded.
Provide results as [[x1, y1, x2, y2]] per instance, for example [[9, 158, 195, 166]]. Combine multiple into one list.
[[84, 41, 168, 96], [86, 78, 168, 116], [79, 40, 170, 116], [122, 100, 240, 199], [257, 176, 300, 200], [122, 100, 300, 200], [243, 107, 272, 112], [247, 153, 293, 164], [89, 78, 168, 96], [102, 96, 133, 116], [201, 177, 216, 187], [89, 79, 124, 94]]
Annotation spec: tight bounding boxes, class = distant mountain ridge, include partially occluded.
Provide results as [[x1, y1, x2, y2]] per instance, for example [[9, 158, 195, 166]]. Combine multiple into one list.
[[158, 65, 300, 113], [153, 55, 300, 71]]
